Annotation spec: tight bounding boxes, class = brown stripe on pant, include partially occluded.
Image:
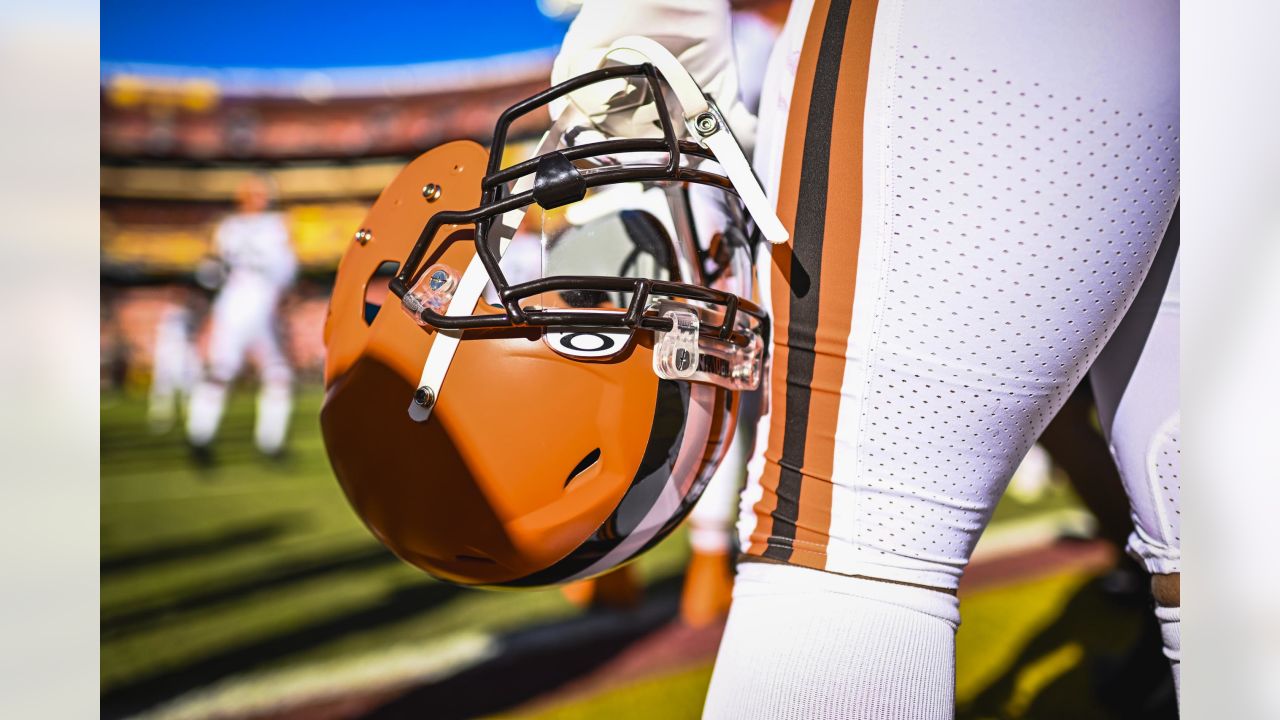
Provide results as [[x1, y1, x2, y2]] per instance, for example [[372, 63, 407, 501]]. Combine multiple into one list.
[[746, 0, 878, 570]]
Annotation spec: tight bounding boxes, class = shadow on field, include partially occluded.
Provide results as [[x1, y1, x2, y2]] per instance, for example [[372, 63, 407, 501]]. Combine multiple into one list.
[[101, 515, 301, 574], [959, 577, 1177, 720], [101, 580, 466, 720], [101, 545, 402, 635], [362, 575, 684, 720]]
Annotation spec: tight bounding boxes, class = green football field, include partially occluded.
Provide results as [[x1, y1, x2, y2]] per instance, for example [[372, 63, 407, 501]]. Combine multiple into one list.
[[102, 387, 1170, 719]]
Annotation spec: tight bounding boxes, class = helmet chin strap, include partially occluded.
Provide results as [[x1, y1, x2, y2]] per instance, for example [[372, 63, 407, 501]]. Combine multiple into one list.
[[407, 115, 574, 422], [408, 37, 786, 422]]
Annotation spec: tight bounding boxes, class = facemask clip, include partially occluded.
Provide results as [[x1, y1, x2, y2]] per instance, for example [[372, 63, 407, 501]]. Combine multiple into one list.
[[401, 263, 460, 325], [653, 308, 701, 381]]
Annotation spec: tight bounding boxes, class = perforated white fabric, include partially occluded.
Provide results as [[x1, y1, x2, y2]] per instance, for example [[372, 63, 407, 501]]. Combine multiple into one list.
[[1152, 421, 1181, 542], [1093, 245, 1181, 576], [738, 0, 1179, 589]]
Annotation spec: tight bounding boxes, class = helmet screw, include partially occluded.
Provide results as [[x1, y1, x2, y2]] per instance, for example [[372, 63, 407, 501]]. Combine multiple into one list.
[[694, 112, 719, 137], [413, 385, 436, 409], [354, 228, 373, 246], [422, 183, 442, 202]]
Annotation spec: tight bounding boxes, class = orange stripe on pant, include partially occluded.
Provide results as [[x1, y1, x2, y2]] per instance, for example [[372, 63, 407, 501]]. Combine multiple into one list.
[[747, 0, 878, 570]]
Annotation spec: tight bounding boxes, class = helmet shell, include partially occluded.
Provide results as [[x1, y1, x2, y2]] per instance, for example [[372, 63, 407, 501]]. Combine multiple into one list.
[[321, 141, 737, 587]]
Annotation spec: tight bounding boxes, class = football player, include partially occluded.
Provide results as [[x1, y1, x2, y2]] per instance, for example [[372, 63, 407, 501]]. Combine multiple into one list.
[[555, 1, 1180, 717], [146, 288, 201, 434], [186, 174, 298, 462]]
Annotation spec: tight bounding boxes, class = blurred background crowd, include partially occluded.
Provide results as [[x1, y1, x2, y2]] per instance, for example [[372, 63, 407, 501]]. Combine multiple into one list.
[[100, 3, 569, 397]]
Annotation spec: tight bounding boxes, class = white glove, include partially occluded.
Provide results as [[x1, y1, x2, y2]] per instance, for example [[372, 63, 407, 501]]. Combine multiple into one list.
[[550, 0, 757, 151]]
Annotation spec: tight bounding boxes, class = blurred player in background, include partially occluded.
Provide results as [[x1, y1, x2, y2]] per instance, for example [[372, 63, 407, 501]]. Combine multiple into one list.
[[185, 174, 298, 464], [146, 289, 202, 433]]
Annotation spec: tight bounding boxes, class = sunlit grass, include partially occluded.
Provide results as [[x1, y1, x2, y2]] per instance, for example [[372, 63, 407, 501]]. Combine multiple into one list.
[[101, 388, 691, 705]]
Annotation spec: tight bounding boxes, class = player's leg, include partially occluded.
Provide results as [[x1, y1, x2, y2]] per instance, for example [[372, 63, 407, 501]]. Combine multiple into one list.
[[148, 306, 190, 433], [1090, 222, 1181, 698], [185, 380, 228, 449], [249, 307, 294, 457], [1037, 383, 1134, 550], [683, 390, 760, 626], [186, 290, 252, 451], [706, 0, 1178, 717], [687, 414, 744, 555]]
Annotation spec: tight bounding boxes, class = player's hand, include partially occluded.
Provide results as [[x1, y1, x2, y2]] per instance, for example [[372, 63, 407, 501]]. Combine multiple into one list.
[[193, 255, 228, 291], [550, 0, 757, 151]]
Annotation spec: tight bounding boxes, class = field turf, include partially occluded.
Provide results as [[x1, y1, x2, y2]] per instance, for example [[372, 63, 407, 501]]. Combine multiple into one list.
[[102, 387, 1169, 719]]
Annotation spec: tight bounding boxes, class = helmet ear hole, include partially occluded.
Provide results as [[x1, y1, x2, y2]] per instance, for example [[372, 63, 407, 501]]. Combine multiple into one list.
[[564, 448, 602, 488], [362, 261, 401, 325]]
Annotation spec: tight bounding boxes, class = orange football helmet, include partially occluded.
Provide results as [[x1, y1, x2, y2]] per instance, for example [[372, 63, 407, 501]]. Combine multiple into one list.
[[321, 39, 785, 587]]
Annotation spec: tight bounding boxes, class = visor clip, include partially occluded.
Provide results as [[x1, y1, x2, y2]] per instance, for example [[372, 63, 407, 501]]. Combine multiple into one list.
[[532, 152, 587, 210], [653, 308, 701, 381]]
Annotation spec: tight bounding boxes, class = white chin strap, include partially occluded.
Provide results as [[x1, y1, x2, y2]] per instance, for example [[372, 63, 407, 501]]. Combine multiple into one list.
[[406, 121, 567, 423], [596, 36, 787, 246], [408, 35, 787, 422]]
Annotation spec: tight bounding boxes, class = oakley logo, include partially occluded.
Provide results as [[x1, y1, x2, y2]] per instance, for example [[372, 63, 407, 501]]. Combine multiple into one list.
[[559, 332, 618, 353], [544, 329, 629, 359]]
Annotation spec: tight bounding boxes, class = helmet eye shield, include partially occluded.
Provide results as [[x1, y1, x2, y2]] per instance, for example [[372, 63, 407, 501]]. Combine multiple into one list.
[[390, 62, 770, 392]]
